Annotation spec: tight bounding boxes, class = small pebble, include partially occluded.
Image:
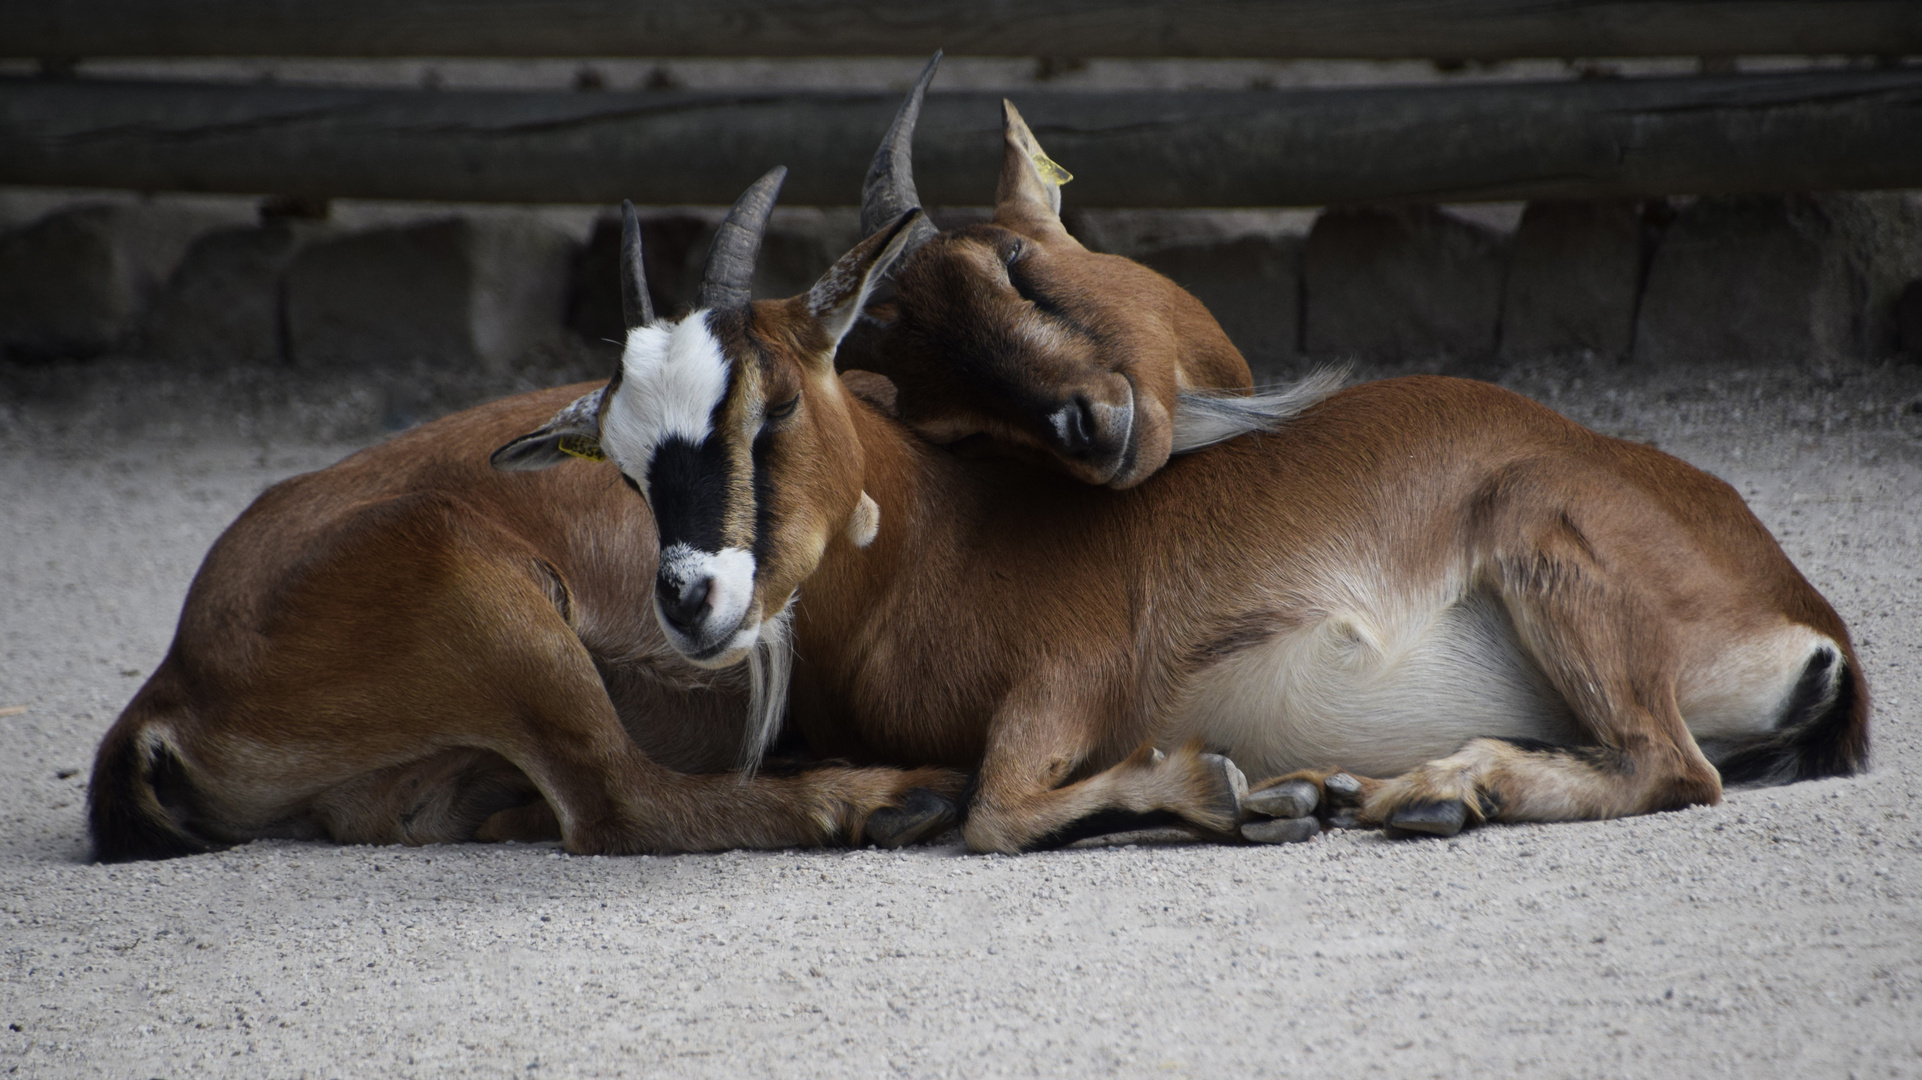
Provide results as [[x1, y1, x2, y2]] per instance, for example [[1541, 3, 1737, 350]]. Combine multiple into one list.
[[1243, 816, 1321, 844]]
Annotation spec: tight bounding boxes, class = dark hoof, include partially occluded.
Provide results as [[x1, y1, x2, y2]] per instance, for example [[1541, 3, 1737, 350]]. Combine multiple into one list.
[[1198, 752, 1248, 816], [1244, 779, 1319, 820], [1325, 810, 1364, 830], [865, 788, 958, 848], [1386, 799, 1468, 838], [1323, 772, 1364, 804], [1242, 815, 1320, 844]]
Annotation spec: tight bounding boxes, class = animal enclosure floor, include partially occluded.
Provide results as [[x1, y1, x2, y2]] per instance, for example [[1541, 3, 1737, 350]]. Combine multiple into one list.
[[2, 361, 1920, 1079]]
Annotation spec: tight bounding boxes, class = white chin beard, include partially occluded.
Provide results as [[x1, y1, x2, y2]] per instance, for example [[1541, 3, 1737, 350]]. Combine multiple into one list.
[[739, 607, 795, 773], [723, 620, 764, 657], [657, 609, 794, 776]]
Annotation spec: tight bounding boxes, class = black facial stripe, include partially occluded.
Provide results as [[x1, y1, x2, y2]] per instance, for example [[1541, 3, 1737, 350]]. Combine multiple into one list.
[[646, 434, 732, 554]]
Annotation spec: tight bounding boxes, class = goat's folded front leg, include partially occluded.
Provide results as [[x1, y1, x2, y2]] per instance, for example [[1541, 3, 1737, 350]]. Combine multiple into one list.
[[964, 732, 1248, 854]]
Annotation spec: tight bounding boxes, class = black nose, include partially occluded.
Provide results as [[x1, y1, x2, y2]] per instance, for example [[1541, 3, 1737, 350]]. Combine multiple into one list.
[[657, 574, 713, 635], [1056, 395, 1098, 455]]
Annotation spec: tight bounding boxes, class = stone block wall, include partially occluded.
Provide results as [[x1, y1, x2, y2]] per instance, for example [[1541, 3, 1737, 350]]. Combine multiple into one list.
[[1499, 200, 1650, 362], [146, 220, 321, 366], [0, 203, 243, 360], [285, 216, 575, 374], [1303, 205, 1509, 366], [2, 192, 1918, 382], [1137, 235, 1302, 373], [1634, 194, 1922, 368]]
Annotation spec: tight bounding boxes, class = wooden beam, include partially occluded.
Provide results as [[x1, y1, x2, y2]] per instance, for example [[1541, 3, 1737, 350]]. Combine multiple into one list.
[[3, 71, 1919, 207], [2, 0, 1919, 61]]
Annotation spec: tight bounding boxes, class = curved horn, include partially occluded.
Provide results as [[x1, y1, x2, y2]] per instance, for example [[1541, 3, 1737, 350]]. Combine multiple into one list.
[[619, 200, 654, 329], [699, 166, 787, 311], [860, 52, 941, 252]]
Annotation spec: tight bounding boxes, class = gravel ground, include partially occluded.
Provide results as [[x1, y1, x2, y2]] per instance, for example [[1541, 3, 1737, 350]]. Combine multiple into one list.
[[2, 358, 1920, 1079]]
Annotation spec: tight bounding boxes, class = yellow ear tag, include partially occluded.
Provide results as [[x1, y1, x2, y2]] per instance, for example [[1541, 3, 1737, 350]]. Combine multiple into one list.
[[1031, 151, 1073, 186], [556, 435, 606, 462]]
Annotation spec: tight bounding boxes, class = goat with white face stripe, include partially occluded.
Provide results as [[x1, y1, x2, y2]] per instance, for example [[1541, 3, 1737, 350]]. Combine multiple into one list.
[[497, 169, 910, 671], [84, 173, 964, 862]]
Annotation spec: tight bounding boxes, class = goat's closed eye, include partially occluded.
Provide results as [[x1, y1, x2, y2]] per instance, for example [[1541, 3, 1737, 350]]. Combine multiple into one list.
[[1007, 261, 1052, 310], [765, 395, 800, 422]]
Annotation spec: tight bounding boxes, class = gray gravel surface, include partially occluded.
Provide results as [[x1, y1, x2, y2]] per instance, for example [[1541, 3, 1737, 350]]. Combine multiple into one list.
[[3, 360, 1920, 1079]]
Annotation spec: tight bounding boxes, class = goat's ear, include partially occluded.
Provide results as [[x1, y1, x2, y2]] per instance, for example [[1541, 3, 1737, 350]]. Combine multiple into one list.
[[807, 209, 925, 355], [994, 99, 1074, 239], [490, 387, 609, 471]]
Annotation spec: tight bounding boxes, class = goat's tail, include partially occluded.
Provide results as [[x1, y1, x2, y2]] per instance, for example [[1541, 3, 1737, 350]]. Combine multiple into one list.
[[88, 710, 218, 863], [1702, 643, 1871, 786]]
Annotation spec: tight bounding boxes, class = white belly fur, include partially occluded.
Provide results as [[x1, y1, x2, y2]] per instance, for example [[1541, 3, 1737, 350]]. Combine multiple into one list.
[[1167, 578, 1579, 778], [1168, 573, 1827, 779]]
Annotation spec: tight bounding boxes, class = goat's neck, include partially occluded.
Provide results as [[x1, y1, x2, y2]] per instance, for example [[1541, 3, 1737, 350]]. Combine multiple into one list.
[[794, 400, 977, 647], [824, 400, 950, 572]]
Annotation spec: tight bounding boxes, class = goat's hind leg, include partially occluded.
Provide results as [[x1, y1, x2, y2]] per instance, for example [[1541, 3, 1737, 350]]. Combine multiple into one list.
[[307, 749, 552, 846], [1365, 523, 1722, 838], [1363, 735, 1708, 838]]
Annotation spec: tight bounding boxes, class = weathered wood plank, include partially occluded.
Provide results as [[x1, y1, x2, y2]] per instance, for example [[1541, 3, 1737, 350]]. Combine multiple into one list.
[[3, 71, 1919, 206], [2, 0, 1918, 60]]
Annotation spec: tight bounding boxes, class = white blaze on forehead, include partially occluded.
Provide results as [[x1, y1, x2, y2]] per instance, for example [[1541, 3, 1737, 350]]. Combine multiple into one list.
[[599, 315, 731, 484]]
